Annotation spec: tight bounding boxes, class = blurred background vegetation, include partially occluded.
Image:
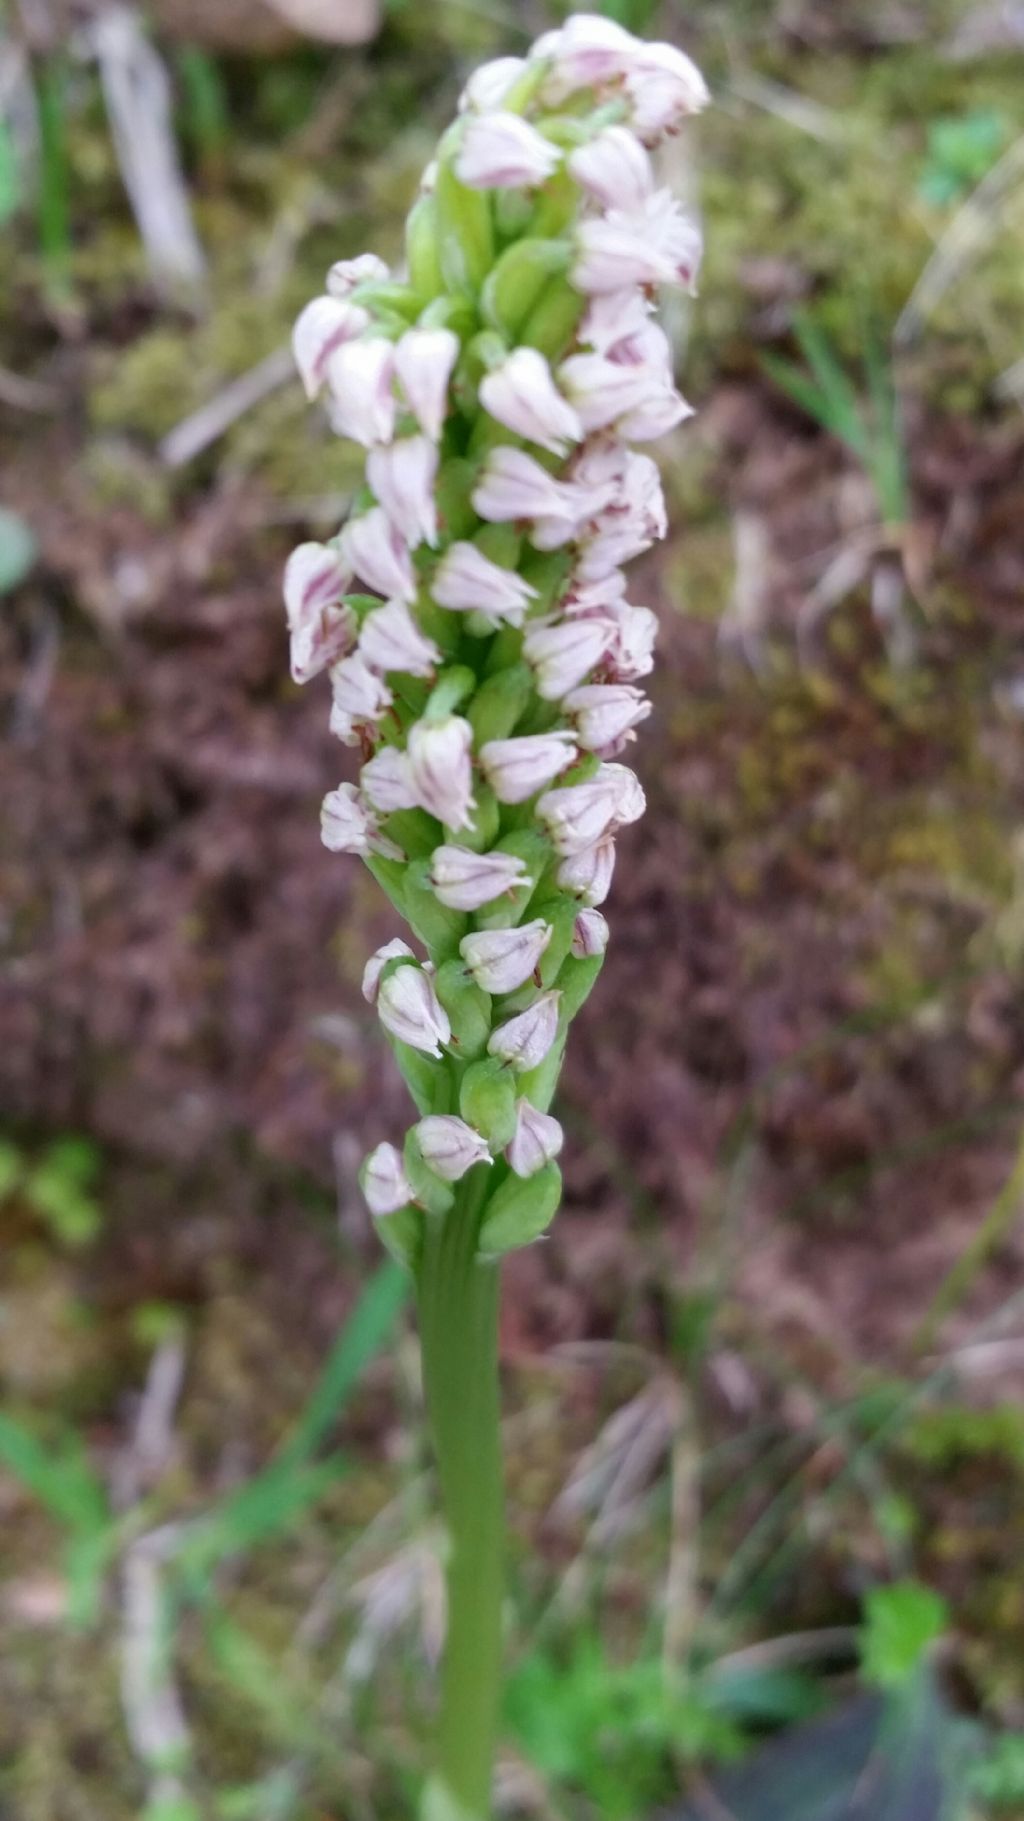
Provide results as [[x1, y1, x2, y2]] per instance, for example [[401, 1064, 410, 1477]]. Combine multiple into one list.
[[2, 0, 1024, 1815]]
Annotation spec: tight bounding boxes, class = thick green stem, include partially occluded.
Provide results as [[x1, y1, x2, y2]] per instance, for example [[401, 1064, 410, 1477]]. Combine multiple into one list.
[[417, 1168, 504, 1821]]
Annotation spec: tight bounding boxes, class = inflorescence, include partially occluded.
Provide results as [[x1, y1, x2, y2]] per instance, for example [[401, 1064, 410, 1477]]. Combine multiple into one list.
[[285, 12, 707, 1264]]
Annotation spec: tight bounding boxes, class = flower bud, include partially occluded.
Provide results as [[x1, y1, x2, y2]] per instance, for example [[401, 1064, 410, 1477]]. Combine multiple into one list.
[[522, 615, 614, 701], [326, 336, 397, 447], [406, 715, 476, 830], [283, 543, 357, 684], [378, 964, 452, 1057], [455, 112, 562, 191], [487, 990, 561, 1072], [556, 837, 616, 906], [564, 682, 651, 753], [429, 844, 532, 911], [360, 744, 417, 813], [507, 1099, 564, 1179], [477, 1160, 562, 1256], [432, 542, 537, 627], [460, 918, 552, 994], [394, 328, 459, 441], [361, 1141, 414, 1216], [458, 56, 528, 114], [321, 783, 402, 860], [478, 730, 578, 803], [568, 125, 654, 211], [359, 600, 441, 679], [479, 348, 582, 457], [571, 908, 609, 958], [339, 508, 417, 605], [366, 436, 440, 550], [362, 937, 416, 1005], [414, 1115, 492, 1182], [326, 253, 390, 297], [292, 295, 370, 399], [329, 654, 393, 743]]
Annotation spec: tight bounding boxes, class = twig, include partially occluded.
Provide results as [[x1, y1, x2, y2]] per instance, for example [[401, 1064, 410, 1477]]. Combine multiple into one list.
[[158, 345, 296, 468]]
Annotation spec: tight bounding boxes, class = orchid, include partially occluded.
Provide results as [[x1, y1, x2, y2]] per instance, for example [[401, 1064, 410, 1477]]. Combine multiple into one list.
[[284, 18, 707, 1815]]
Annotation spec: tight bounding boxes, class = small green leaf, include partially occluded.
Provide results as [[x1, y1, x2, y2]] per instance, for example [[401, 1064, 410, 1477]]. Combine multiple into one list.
[[860, 1580, 949, 1691]]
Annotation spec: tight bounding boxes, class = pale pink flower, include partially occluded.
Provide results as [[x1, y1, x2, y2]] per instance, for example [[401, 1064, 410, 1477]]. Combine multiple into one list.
[[479, 349, 582, 457], [537, 762, 645, 855], [366, 436, 439, 549], [560, 350, 683, 436], [602, 601, 658, 681], [478, 730, 578, 803], [506, 1099, 564, 1178], [329, 653, 392, 743], [571, 907, 610, 958], [429, 844, 532, 911], [360, 744, 418, 813], [283, 543, 356, 684], [556, 836, 617, 906], [579, 288, 654, 357], [415, 1115, 492, 1181], [574, 449, 667, 580], [362, 937, 416, 1004], [292, 295, 369, 399], [472, 447, 586, 533], [378, 964, 452, 1056], [568, 125, 654, 211], [459, 55, 528, 113], [455, 112, 561, 190], [326, 253, 390, 298], [573, 191, 703, 294], [564, 682, 651, 753], [431, 541, 537, 626], [487, 990, 562, 1071], [320, 783, 402, 860], [406, 716, 477, 830], [359, 599, 440, 678], [459, 919, 553, 995], [362, 1142, 414, 1216], [394, 328, 459, 441], [538, 14, 638, 103], [523, 615, 614, 700], [625, 41, 709, 145], [339, 508, 417, 604], [326, 337, 397, 447]]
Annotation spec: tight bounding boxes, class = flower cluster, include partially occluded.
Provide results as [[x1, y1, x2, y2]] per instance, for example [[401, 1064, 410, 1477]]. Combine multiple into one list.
[[285, 12, 706, 1265]]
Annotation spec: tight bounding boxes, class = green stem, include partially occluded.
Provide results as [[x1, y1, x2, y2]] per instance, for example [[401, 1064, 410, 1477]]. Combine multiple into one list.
[[417, 1168, 504, 1821]]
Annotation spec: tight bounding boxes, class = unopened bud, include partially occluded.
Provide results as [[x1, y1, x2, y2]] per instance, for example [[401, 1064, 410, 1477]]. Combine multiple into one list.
[[377, 964, 452, 1057], [361, 1141, 414, 1216], [460, 918, 553, 994], [507, 1099, 564, 1179], [414, 1115, 492, 1182], [488, 990, 561, 1072]]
